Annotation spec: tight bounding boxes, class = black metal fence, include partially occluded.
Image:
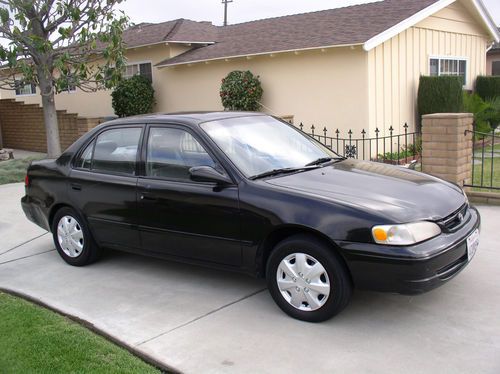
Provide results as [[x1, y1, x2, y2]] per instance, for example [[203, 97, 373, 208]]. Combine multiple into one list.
[[294, 122, 421, 165], [464, 128, 499, 191]]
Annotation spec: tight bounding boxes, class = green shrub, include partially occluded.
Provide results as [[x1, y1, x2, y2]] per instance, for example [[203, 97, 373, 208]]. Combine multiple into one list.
[[417, 76, 463, 118], [220, 70, 263, 111], [112, 75, 155, 117], [475, 76, 500, 101], [463, 92, 500, 135]]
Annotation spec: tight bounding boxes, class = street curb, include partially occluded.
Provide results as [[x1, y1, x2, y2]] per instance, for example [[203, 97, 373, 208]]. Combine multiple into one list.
[[0, 287, 180, 374]]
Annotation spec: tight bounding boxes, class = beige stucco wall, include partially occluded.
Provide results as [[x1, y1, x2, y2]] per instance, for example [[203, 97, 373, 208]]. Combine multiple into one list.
[[0, 43, 187, 118], [367, 0, 491, 135], [157, 47, 369, 136]]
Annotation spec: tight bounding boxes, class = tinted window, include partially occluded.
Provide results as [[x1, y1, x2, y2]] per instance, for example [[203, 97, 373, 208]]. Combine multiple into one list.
[[92, 128, 142, 175], [146, 127, 215, 181], [493, 61, 500, 76]]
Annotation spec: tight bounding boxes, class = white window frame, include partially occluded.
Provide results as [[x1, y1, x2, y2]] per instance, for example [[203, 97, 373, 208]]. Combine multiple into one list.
[[429, 55, 469, 88], [123, 60, 153, 82], [15, 80, 36, 97]]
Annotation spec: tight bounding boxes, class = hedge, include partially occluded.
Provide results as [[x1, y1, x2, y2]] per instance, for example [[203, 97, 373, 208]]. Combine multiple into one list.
[[111, 75, 156, 117], [475, 76, 500, 101], [417, 76, 463, 117]]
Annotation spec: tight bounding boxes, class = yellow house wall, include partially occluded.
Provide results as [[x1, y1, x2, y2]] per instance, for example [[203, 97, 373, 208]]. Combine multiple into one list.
[[0, 43, 178, 117], [157, 47, 369, 136], [367, 0, 490, 135]]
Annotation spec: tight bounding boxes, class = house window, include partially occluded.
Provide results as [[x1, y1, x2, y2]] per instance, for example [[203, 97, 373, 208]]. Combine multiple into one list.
[[123, 62, 152, 82], [493, 61, 500, 76], [430, 57, 467, 85], [15, 81, 36, 96]]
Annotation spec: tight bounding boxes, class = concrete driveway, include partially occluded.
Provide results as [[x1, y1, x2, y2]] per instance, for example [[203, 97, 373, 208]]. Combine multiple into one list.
[[1, 182, 499, 374]]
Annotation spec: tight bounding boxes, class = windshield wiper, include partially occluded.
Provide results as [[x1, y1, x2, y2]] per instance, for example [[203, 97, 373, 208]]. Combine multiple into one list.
[[305, 156, 346, 167], [249, 166, 319, 180]]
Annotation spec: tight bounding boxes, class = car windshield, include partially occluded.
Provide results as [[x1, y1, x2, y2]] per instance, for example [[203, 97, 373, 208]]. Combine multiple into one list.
[[201, 116, 340, 178]]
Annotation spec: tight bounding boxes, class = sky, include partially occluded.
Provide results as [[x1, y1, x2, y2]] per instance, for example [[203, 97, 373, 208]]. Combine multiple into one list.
[[118, 0, 500, 26]]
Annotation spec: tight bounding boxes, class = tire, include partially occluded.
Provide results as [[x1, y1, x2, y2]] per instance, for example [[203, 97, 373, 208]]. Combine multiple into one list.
[[266, 234, 352, 322], [51, 207, 101, 266]]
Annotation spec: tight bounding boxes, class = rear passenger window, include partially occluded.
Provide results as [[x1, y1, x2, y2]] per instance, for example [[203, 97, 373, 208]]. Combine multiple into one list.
[[92, 128, 142, 175], [76, 141, 94, 170], [146, 127, 215, 181]]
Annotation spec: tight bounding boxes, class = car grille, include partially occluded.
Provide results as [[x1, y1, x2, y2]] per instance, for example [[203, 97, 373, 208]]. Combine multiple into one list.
[[438, 203, 469, 232], [437, 252, 468, 281]]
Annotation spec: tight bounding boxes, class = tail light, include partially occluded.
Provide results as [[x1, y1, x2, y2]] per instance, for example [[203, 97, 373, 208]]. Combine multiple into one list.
[[25, 174, 30, 187]]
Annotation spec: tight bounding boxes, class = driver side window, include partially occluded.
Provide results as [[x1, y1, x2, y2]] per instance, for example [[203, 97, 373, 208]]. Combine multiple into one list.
[[146, 127, 216, 181]]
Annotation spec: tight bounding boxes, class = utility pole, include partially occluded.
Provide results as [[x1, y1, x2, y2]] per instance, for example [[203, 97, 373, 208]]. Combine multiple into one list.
[[222, 0, 233, 26]]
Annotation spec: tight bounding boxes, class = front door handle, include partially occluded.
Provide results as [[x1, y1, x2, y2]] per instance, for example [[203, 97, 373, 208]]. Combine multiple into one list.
[[140, 193, 157, 201], [71, 183, 82, 191]]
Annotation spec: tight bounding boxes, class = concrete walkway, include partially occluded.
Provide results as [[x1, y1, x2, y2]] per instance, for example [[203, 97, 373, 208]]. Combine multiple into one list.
[[1, 183, 499, 373]]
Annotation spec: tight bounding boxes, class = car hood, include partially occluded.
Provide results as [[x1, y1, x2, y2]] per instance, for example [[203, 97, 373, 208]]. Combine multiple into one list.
[[265, 159, 465, 223]]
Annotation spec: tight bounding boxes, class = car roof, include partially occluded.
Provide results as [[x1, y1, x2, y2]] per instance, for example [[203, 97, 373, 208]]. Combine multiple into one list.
[[103, 111, 267, 127]]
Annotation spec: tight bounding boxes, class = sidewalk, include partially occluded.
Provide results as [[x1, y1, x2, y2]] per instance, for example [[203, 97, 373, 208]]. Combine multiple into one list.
[[1, 183, 499, 374]]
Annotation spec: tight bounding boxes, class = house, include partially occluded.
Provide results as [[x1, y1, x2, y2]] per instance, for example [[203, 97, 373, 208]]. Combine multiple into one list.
[[1, 0, 498, 137], [486, 30, 500, 75]]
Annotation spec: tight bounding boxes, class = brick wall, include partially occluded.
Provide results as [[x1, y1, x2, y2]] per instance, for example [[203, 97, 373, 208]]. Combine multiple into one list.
[[421, 113, 473, 186], [0, 99, 105, 153]]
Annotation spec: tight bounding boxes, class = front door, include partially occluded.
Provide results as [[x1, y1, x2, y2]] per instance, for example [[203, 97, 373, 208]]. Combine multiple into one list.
[[137, 125, 241, 266]]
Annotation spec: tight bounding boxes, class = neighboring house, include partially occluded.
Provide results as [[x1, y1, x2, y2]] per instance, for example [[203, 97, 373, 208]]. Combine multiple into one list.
[[0, 0, 498, 137], [486, 29, 500, 75]]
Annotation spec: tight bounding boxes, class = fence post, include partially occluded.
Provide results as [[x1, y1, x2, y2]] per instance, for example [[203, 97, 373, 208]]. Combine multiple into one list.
[[421, 113, 473, 187]]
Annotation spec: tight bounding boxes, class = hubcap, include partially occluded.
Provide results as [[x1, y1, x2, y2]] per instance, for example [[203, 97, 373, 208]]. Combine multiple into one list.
[[276, 253, 330, 311], [57, 215, 84, 258]]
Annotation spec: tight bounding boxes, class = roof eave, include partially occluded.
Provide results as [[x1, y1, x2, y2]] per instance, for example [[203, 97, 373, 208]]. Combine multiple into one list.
[[363, 0, 456, 51], [156, 42, 364, 68], [363, 0, 500, 51]]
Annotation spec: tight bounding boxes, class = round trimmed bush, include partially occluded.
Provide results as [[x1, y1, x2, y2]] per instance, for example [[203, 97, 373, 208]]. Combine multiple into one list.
[[220, 70, 263, 111], [112, 75, 155, 117]]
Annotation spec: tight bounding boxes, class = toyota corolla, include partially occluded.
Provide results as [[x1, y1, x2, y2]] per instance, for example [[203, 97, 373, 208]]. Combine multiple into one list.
[[21, 113, 480, 322]]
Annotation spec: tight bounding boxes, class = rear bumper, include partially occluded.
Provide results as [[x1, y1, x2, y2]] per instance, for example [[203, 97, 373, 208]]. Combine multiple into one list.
[[339, 206, 481, 295], [21, 195, 50, 231]]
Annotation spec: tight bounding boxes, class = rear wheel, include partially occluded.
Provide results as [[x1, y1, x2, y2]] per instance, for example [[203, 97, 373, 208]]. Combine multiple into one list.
[[266, 234, 352, 322], [52, 207, 101, 266]]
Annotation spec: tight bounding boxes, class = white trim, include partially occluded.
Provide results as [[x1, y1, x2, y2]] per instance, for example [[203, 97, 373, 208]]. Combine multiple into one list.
[[156, 43, 364, 68], [363, 0, 456, 51], [167, 41, 215, 45], [126, 41, 214, 50], [471, 0, 500, 43]]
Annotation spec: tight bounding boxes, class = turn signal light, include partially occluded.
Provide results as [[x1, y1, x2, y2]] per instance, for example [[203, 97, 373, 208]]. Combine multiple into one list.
[[25, 174, 30, 187]]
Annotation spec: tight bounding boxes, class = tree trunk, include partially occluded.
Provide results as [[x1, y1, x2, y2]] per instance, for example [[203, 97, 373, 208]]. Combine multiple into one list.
[[38, 71, 61, 158]]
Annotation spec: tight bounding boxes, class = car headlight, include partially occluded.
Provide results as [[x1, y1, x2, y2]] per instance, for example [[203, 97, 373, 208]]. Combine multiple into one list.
[[372, 222, 441, 245]]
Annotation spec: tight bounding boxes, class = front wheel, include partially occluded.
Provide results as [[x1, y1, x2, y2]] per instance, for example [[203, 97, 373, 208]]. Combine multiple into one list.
[[52, 207, 101, 266], [266, 234, 352, 322]]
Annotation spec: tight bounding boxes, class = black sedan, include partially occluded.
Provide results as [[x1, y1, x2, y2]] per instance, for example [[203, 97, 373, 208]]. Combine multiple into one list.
[[22, 113, 480, 322]]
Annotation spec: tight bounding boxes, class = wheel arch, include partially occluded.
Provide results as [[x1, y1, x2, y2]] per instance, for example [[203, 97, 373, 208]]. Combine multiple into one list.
[[48, 203, 73, 231], [258, 225, 352, 282]]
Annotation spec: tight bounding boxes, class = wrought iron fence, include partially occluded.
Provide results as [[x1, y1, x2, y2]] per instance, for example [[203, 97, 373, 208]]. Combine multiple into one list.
[[294, 122, 421, 165], [464, 128, 499, 191]]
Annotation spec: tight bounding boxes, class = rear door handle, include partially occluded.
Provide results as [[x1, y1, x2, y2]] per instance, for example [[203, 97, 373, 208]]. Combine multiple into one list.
[[71, 183, 82, 191]]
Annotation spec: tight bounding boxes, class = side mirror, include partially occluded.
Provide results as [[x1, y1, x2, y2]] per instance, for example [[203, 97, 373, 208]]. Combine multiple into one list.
[[189, 166, 232, 185]]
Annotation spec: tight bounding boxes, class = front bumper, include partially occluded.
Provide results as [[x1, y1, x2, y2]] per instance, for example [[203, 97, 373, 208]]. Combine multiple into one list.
[[338, 206, 481, 295]]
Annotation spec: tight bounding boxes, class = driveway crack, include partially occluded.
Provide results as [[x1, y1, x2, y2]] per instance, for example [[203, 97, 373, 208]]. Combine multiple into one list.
[[136, 287, 267, 346], [0, 232, 49, 256], [0, 249, 55, 266]]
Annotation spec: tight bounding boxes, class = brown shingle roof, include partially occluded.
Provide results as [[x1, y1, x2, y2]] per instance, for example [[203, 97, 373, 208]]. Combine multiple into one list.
[[155, 0, 439, 67], [123, 19, 217, 48]]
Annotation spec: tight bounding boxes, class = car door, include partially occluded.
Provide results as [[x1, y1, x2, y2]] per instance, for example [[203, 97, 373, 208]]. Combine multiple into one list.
[[69, 125, 143, 250], [137, 125, 242, 266]]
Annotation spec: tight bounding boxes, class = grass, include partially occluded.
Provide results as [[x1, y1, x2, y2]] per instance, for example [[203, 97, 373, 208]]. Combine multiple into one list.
[[0, 157, 42, 185], [0, 292, 161, 374], [472, 158, 500, 192]]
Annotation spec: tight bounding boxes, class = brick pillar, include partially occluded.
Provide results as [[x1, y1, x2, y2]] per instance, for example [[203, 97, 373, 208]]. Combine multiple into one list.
[[421, 113, 473, 187]]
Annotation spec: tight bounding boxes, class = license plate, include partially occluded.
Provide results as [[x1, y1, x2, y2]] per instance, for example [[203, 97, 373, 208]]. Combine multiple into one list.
[[466, 228, 480, 261]]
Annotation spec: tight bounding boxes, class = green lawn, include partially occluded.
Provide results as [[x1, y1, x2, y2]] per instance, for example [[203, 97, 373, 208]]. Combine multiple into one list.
[[0, 292, 161, 374], [0, 157, 42, 185], [472, 158, 500, 191]]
